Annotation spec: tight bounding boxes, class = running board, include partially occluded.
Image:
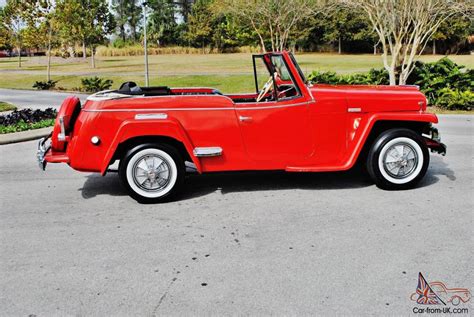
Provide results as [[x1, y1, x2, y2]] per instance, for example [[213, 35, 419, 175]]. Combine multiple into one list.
[[193, 147, 223, 157]]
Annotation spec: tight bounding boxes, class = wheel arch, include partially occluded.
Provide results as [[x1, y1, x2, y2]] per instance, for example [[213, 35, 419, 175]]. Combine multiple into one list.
[[100, 119, 201, 175], [355, 119, 433, 167]]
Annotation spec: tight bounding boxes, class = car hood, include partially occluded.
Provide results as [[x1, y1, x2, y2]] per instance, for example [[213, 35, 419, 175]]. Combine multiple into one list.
[[309, 84, 427, 112]]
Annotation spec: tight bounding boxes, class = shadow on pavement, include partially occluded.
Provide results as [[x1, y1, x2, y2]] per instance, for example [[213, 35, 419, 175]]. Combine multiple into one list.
[[418, 155, 456, 188], [78, 156, 454, 201], [79, 168, 371, 201]]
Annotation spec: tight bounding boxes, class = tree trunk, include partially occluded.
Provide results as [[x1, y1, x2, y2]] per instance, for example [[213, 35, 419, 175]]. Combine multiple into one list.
[[17, 44, 21, 68], [47, 27, 52, 82], [91, 46, 95, 68], [338, 36, 342, 54], [432, 39, 436, 55], [82, 41, 87, 60], [120, 25, 126, 41], [387, 66, 397, 86], [373, 44, 377, 55]]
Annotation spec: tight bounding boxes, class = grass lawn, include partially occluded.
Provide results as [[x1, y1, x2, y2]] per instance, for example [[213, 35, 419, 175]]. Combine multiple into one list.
[[1, 53, 472, 93], [0, 101, 17, 112]]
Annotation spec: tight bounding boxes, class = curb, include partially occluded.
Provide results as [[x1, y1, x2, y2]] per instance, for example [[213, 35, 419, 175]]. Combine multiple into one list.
[[0, 127, 52, 145]]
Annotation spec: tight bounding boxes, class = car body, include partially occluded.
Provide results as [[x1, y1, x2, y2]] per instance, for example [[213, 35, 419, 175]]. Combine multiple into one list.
[[37, 51, 446, 202]]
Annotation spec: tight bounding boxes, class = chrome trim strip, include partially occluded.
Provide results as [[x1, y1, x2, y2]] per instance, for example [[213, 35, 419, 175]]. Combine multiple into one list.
[[348, 107, 362, 113], [134, 113, 168, 120], [193, 147, 223, 157], [82, 101, 312, 113]]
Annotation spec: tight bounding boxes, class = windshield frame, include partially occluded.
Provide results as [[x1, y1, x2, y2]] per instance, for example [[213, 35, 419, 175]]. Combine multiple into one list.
[[289, 52, 308, 85]]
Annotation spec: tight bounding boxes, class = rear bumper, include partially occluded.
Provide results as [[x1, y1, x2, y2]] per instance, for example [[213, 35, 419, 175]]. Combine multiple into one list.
[[37, 134, 70, 170]]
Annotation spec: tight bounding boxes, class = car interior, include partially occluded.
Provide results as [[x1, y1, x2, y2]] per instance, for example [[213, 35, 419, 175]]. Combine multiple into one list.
[[112, 53, 301, 104]]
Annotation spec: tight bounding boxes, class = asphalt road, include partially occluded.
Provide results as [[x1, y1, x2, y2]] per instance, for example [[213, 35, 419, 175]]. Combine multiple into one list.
[[0, 88, 88, 110], [0, 115, 472, 316]]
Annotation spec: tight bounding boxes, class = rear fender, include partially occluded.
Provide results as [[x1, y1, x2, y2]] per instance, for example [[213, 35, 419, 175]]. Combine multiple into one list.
[[100, 118, 201, 175]]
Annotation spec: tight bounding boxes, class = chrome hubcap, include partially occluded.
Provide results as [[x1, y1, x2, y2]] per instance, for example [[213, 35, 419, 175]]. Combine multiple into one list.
[[383, 142, 418, 179], [132, 154, 171, 191]]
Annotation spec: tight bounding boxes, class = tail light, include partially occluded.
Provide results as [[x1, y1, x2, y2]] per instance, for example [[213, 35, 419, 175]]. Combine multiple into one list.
[[52, 96, 81, 152]]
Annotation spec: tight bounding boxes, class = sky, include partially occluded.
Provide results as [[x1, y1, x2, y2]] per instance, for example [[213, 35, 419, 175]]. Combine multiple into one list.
[[0, 0, 6, 7]]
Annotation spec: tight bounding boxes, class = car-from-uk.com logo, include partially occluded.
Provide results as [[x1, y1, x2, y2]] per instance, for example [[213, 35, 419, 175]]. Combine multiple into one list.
[[410, 273, 471, 314]]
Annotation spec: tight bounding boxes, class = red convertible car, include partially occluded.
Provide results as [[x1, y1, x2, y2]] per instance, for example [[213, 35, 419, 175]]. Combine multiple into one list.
[[37, 51, 446, 202]]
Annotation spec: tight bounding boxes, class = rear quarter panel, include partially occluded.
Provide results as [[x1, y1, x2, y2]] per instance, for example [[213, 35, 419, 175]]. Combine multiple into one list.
[[69, 95, 250, 173]]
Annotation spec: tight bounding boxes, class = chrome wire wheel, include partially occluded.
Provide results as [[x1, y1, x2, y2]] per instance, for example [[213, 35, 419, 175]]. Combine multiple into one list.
[[132, 154, 171, 192], [382, 142, 418, 179]]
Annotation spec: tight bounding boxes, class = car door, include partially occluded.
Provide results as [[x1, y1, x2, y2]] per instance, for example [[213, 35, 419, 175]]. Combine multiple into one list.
[[234, 54, 313, 166]]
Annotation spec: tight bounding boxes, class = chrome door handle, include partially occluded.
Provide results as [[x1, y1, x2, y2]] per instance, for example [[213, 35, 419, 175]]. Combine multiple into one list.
[[239, 116, 252, 122]]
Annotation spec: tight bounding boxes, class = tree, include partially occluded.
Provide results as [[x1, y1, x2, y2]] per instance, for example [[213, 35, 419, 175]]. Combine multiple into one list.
[[55, 0, 115, 67], [310, 4, 372, 54], [2, 0, 25, 67], [432, 13, 473, 54], [18, 0, 57, 81], [0, 8, 13, 50], [343, 0, 471, 85], [176, 0, 194, 23], [184, 0, 214, 49], [112, 0, 128, 41], [147, 0, 179, 46], [215, 0, 331, 52], [126, 0, 142, 41]]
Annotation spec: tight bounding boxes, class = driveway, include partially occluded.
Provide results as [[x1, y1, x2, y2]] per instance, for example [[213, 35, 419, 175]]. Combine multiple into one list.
[[0, 88, 88, 110], [0, 115, 472, 316]]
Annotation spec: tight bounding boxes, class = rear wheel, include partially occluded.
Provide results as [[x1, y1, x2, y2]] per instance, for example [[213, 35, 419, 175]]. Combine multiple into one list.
[[367, 129, 429, 190], [119, 143, 184, 203]]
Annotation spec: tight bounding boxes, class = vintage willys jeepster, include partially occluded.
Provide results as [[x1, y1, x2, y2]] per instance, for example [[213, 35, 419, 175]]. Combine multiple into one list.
[[37, 51, 446, 203]]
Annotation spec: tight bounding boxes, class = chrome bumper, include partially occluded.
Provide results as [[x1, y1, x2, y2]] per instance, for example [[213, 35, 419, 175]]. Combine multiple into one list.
[[37, 133, 52, 170]]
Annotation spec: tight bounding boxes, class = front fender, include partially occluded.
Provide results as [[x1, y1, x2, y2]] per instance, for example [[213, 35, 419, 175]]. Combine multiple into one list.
[[100, 117, 201, 175], [348, 112, 439, 167]]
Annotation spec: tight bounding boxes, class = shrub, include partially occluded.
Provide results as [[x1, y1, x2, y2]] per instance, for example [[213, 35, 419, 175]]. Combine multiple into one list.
[[80, 77, 113, 92], [407, 57, 473, 105], [33, 80, 57, 90], [308, 58, 472, 110], [436, 89, 473, 111], [0, 108, 57, 126], [307, 68, 389, 85]]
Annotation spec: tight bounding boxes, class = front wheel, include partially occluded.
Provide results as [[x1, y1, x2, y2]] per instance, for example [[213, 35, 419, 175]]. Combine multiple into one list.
[[119, 144, 184, 203], [367, 129, 429, 190]]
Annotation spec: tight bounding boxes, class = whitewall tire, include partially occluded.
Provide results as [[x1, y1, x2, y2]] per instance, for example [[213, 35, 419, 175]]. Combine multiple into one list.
[[119, 144, 184, 203], [367, 129, 429, 190]]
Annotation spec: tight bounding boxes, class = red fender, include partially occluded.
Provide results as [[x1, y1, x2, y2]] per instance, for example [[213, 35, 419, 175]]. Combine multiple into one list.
[[100, 117, 201, 175]]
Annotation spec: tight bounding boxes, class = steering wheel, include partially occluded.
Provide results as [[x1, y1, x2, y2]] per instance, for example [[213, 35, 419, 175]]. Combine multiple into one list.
[[256, 76, 274, 102]]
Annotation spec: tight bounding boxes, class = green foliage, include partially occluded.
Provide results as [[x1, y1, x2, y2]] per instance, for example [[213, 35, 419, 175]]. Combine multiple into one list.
[[112, 38, 135, 48], [184, 0, 214, 49], [32, 80, 57, 90], [80, 76, 113, 92], [308, 68, 389, 85], [147, 0, 180, 46], [111, 0, 141, 41], [436, 89, 473, 111], [408, 57, 473, 104], [55, 0, 115, 49], [0, 118, 55, 134], [308, 58, 472, 110]]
